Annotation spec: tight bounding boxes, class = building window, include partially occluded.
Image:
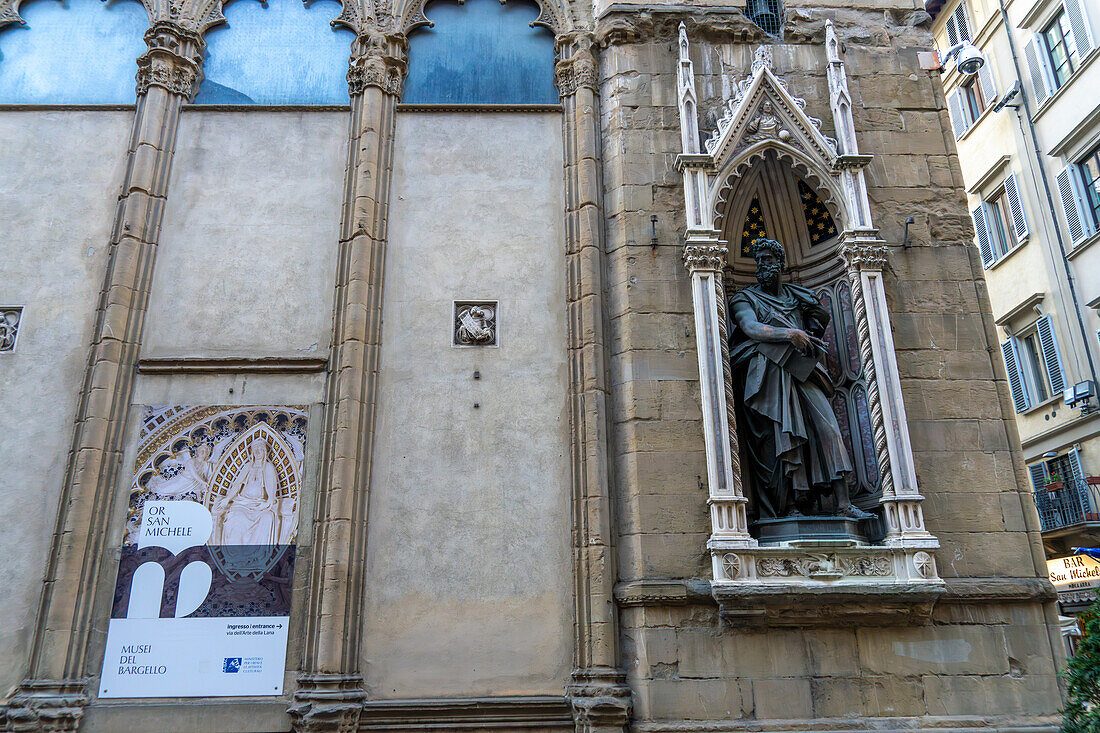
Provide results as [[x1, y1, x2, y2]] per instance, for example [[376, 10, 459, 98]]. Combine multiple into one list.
[[1029, 449, 1095, 532], [0, 0, 147, 104], [746, 0, 783, 37], [946, 60, 996, 139], [194, 0, 354, 105], [404, 0, 556, 105], [1079, 145, 1100, 230], [1002, 315, 1066, 412], [944, 1, 972, 46], [1044, 10, 1080, 87], [1019, 329, 1052, 402], [972, 173, 1029, 267], [1057, 151, 1100, 246], [1024, 0, 1096, 106]]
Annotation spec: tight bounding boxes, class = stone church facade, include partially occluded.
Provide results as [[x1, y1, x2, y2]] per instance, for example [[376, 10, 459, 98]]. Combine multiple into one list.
[[0, 0, 1070, 727]]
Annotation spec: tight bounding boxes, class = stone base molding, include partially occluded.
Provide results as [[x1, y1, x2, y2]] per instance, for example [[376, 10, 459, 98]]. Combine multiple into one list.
[[0, 680, 88, 733], [566, 668, 632, 733], [359, 696, 573, 730], [629, 716, 1060, 732], [288, 674, 368, 733]]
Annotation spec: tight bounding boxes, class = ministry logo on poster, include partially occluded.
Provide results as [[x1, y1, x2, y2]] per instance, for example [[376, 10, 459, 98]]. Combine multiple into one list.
[[223, 658, 242, 673]]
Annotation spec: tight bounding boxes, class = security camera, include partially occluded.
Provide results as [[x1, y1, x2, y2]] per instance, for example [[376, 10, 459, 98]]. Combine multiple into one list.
[[941, 41, 987, 77]]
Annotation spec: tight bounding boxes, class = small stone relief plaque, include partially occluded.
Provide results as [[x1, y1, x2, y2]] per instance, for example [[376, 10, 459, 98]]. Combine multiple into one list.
[[0, 307, 22, 352], [453, 301, 498, 347]]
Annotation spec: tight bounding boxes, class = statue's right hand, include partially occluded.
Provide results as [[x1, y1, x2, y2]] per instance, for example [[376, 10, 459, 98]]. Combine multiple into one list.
[[787, 329, 813, 350]]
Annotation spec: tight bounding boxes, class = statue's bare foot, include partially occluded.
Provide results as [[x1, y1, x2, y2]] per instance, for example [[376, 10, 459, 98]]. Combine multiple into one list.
[[786, 508, 805, 517], [838, 504, 875, 520]]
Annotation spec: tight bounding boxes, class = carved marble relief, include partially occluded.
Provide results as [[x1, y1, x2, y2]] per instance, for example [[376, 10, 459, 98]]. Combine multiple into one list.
[[0, 306, 21, 351], [453, 301, 498, 346]]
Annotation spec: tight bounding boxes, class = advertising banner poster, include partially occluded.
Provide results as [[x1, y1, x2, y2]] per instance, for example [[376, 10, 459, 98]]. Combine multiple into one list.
[[99, 405, 307, 698]]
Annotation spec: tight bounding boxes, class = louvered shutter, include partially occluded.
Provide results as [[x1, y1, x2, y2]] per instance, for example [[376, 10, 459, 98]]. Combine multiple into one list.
[[1002, 338, 1030, 411], [1069, 447, 1086, 484], [973, 203, 996, 267], [1064, 0, 1096, 58], [1029, 463, 1049, 489], [1056, 164, 1098, 245], [1003, 173, 1030, 243], [1030, 462, 1053, 529], [1037, 314, 1067, 395], [977, 61, 997, 108], [948, 89, 969, 139], [1024, 36, 1055, 105], [953, 3, 972, 42], [946, 14, 960, 46]]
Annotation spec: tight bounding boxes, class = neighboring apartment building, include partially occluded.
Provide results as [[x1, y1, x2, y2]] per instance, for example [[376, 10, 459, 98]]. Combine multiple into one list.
[[929, 0, 1100, 617]]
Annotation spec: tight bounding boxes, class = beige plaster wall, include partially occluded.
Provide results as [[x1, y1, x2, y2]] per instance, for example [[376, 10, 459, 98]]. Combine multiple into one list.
[[0, 110, 131, 695], [143, 110, 346, 359], [361, 112, 573, 698]]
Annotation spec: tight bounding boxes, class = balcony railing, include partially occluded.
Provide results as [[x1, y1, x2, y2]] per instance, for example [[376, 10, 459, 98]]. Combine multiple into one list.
[[1035, 478, 1100, 533]]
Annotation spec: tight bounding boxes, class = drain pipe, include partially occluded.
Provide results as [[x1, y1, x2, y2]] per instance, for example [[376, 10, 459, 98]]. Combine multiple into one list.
[[998, 0, 1100, 390]]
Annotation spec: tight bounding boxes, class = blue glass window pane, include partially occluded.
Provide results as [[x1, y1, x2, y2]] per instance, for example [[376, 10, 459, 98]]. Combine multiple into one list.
[[404, 0, 556, 105], [0, 0, 147, 104], [195, 0, 353, 105]]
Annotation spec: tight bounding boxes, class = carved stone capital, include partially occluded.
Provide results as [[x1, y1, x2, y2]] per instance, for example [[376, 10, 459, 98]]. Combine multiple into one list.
[[566, 669, 632, 732], [135, 22, 204, 101], [347, 32, 408, 98], [288, 673, 367, 733], [840, 241, 889, 272], [3, 680, 88, 733], [554, 36, 599, 98], [683, 243, 728, 272]]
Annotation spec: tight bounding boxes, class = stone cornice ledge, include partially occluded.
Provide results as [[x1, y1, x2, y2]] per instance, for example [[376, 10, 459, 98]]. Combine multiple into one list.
[[358, 696, 573, 730], [138, 356, 328, 374], [615, 576, 1055, 615], [939, 576, 1057, 603]]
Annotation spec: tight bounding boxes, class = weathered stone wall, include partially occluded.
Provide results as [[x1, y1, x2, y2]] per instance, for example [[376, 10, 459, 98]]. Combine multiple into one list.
[[0, 111, 131, 696], [144, 110, 346, 358], [360, 111, 574, 698], [600, 5, 1062, 728]]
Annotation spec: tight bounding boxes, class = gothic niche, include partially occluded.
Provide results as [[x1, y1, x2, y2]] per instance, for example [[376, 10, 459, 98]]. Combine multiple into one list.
[[719, 154, 881, 543]]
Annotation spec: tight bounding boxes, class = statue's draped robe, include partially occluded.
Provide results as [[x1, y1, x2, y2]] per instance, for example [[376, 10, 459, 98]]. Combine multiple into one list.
[[218, 459, 280, 545], [729, 283, 852, 518]]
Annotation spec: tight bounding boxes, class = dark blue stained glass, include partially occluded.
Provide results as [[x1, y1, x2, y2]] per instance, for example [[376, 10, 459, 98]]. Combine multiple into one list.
[[0, 0, 147, 104], [195, 0, 354, 105], [852, 384, 878, 486], [836, 278, 861, 377], [831, 390, 858, 490], [403, 0, 556, 105], [816, 288, 841, 383]]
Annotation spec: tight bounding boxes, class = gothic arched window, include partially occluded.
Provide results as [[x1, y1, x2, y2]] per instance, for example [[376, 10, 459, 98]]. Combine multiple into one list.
[[403, 0, 556, 105], [194, 0, 354, 105], [0, 0, 147, 104]]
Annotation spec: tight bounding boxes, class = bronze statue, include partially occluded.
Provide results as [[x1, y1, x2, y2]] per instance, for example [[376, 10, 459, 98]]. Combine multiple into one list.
[[729, 238, 874, 521]]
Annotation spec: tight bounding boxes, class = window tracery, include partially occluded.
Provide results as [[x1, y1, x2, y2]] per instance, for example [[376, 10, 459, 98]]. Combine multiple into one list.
[[0, 0, 147, 104], [402, 0, 555, 105], [194, 0, 354, 104]]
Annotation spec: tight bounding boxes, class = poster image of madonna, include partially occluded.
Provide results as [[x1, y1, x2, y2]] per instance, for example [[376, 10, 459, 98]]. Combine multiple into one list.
[[99, 405, 307, 699]]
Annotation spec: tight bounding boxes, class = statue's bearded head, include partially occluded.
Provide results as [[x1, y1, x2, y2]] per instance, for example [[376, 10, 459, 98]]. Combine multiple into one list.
[[749, 238, 786, 288]]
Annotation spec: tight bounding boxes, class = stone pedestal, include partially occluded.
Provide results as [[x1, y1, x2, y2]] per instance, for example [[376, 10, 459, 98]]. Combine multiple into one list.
[[754, 515, 866, 544]]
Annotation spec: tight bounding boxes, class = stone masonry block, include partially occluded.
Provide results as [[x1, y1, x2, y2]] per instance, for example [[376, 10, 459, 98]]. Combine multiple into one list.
[[921, 673, 1061, 717], [635, 677, 750, 721], [752, 678, 813, 719], [856, 625, 1010, 676]]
